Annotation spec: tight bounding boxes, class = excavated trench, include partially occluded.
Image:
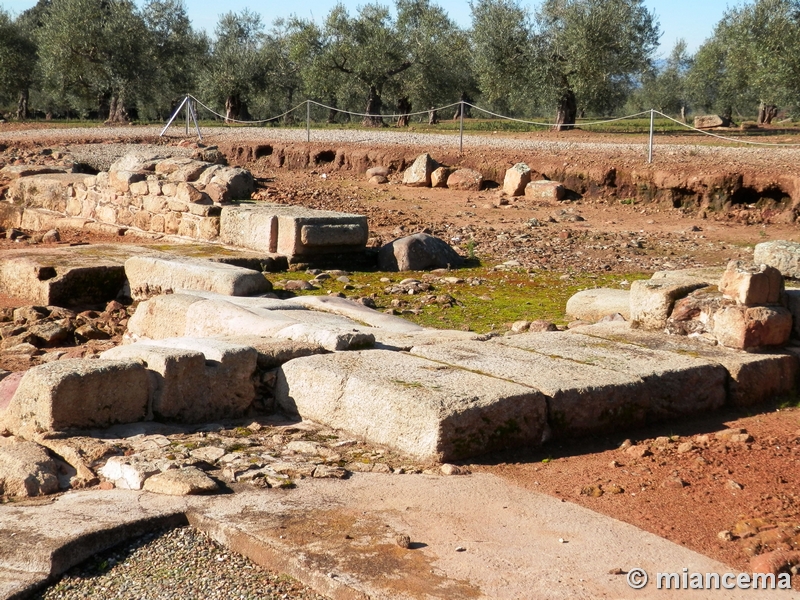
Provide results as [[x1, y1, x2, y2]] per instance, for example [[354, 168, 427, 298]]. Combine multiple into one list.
[[218, 141, 800, 225]]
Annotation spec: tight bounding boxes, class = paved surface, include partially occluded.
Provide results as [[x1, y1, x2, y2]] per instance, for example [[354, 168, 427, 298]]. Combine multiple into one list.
[[1, 473, 787, 599]]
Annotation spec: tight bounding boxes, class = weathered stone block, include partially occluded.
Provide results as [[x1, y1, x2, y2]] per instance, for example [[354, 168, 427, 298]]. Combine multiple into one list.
[[276, 350, 547, 461], [718, 260, 783, 305], [124, 256, 271, 299], [754, 240, 800, 279], [525, 180, 565, 201], [21, 208, 62, 232], [503, 163, 532, 196], [0, 360, 149, 436], [108, 170, 145, 194], [711, 305, 792, 350], [630, 277, 710, 330], [220, 205, 278, 253], [0, 441, 59, 497]]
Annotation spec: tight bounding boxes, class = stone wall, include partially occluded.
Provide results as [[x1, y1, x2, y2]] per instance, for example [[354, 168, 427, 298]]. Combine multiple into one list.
[[0, 154, 369, 261]]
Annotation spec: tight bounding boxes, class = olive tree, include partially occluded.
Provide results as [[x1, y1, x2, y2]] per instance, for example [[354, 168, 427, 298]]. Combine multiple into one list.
[[0, 10, 37, 118]]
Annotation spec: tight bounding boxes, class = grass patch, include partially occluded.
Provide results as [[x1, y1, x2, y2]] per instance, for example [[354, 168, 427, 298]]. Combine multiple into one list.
[[275, 265, 648, 333]]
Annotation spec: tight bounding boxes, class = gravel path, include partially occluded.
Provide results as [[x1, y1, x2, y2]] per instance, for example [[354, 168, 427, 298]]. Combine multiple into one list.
[[1, 124, 799, 173], [34, 526, 329, 600]]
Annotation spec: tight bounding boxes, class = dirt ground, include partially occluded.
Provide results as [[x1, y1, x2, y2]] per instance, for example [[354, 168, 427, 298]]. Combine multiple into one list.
[[1, 124, 800, 585]]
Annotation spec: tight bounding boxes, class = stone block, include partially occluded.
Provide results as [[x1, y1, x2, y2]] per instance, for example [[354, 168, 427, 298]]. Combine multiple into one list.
[[754, 240, 800, 279], [126, 293, 204, 339], [124, 256, 271, 299], [276, 350, 547, 461], [100, 344, 209, 421], [430, 166, 451, 188], [711, 305, 792, 350], [694, 114, 726, 129], [565, 288, 630, 322], [276, 213, 368, 258], [0, 359, 149, 437], [220, 205, 278, 253], [718, 260, 783, 305], [209, 167, 254, 200], [0, 203, 23, 228], [496, 330, 727, 423], [503, 163, 532, 196], [525, 180, 565, 201], [176, 182, 211, 205], [108, 170, 145, 193], [21, 208, 62, 232], [630, 277, 710, 330], [0, 441, 59, 497], [402, 153, 437, 187], [145, 338, 257, 419], [446, 168, 483, 191], [129, 181, 149, 196], [8, 174, 87, 213]]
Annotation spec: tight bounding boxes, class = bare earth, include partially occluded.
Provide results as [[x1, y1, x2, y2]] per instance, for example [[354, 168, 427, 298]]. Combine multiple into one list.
[[1, 123, 799, 587]]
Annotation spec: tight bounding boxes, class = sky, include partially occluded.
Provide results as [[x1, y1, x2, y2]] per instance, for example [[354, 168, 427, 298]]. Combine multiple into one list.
[[1, 0, 735, 57]]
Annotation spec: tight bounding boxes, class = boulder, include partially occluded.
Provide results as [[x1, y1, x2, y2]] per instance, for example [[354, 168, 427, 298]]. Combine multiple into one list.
[[378, 233, 464, 271], [693, 115, 730, 129], [1, 360, 149, 437], [124, 256, 271, 300], [0, 441, 59, 497], [446, 168, 483, 191], [525, 180, 565, 201], [209, 166, 255, 200], [710, 305, 792, 350], [402, 154, 437, 187], [99, 455, 160, 490], [754, 240, 800, 279], [565, 288, 630, 322], [430, 166, 451, 188], [503, 163, 532, 196], [718, 260, 783, 305], [276, 350, 547, 461], [365, 166, 389, 178]]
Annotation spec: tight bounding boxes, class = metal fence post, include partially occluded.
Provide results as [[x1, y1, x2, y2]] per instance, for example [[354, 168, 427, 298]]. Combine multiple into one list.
[[306, 100, 311, 143], [459, 101, 464, 153], [648, 109, 654, 164]]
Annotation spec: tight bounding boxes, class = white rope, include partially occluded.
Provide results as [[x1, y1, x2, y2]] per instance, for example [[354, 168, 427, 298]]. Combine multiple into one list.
[[308, 99, 462, 119], [465, 102, 653, 127], [188, 95, 308, 125], [655, 110, 800, 147]]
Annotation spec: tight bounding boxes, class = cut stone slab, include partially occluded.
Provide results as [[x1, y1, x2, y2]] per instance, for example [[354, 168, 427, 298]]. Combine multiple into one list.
[[410, 340, 647, 436], [124, 256, 271, 300], [141, 338, 258, 421], [565, 288, 630, 322], [754, 240, 800, 279], [99, 344, 209, 422], [630, 277, 711, 330], [276, 350, 548, 461], [576, 321, 799, 407], [0, 360, 149, 438], [718, 260, 783, 305], [0, 441, 60, 497], [496, 330, 727, 422], [142, 466, 219, 495], [7, 173, 92, 213]]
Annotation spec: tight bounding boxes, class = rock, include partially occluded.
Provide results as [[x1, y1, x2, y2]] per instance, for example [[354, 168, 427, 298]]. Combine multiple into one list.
[[754, 240, 800, 279], [783, 289, 800, 338], [446, 168, 483, 191], [312, 465, 347, 479], [661, 476, 686, 488], [0, 371, 25, 413], [0, 441, 60, 497], [430, 166, 451, 188], [125, 256, 271, 300], [630, 277, 710, 331], [525, 180, 565, 201], [27, 321, 71, 347], [395, 534, 412, 549], [440, 463, 468, 476], [99, 455, 161, 490], [677, 442, 694, 453], [726, 479, 743, 491], [626, 445, 652, 458], [717, 530, 734, 541], [0, 360, 149, 437], [711, 305, 792, 350], [718, 260, 783, 305], [175, 182, 210, 205], [510, 321, 531, 333], [566, 288, 631, 322], [402, 153, 437, 187], [693, 114, 729, 129], [142, 466, 219, 495], [284, 280, 315, 291], [41, 229, 60, 244], [366, 166, 389, 178], [190, 446, 226, 463], [503, 163, 532, 196], [378, 233, 464, 271], [368, 175, 388, 185], [276, 350, 548, 461], [750, 549, 800, 577], [665, 289, 729, 336], [208, 166, 254, 200], [528, 320, 558, 332], [35, 436, 112, 487]]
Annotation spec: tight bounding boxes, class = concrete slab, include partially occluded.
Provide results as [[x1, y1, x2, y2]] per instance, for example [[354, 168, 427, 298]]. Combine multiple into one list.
[[276, 350, 548, 461], [0, 476, 774, 600], [496, 331, 727, 421], [578, 321, 799, 407], [410, 340, 647, 437]]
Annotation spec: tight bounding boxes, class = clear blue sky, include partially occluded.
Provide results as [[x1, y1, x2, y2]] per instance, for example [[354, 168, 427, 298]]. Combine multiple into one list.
[[2, 0, 734, 56]]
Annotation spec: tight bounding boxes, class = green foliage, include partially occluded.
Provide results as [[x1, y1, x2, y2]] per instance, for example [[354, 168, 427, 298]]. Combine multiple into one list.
[[686, 0, 800, 116], [0, 10, 37, 106], [631, 39, 692, 116]]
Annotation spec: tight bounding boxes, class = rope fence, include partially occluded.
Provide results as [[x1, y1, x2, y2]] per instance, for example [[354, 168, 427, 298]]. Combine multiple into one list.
[[160, 95, 800, 163]]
